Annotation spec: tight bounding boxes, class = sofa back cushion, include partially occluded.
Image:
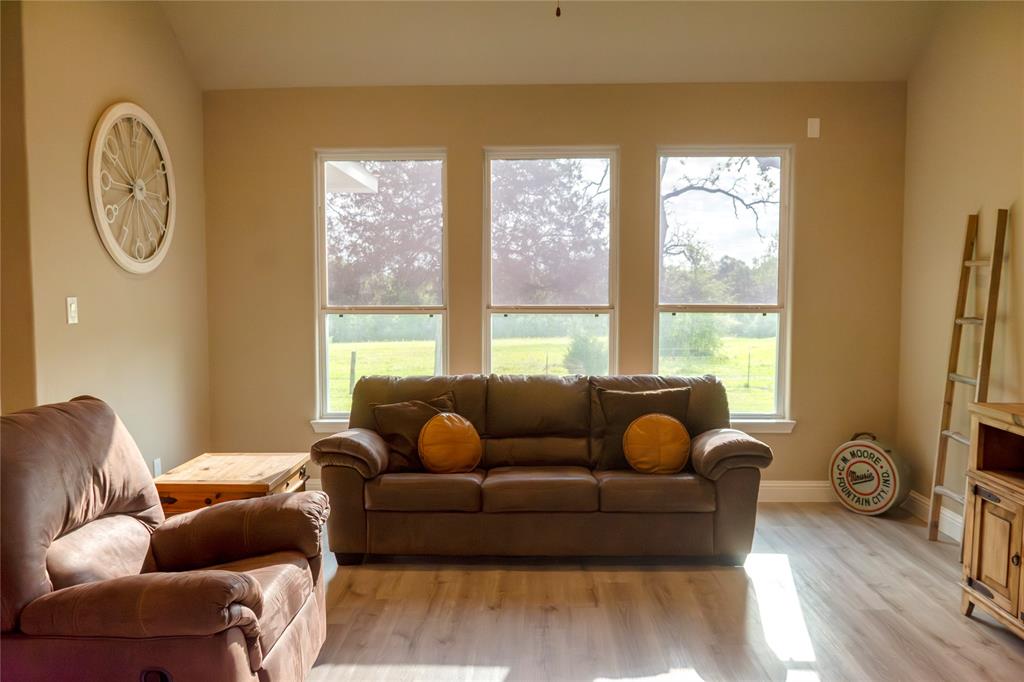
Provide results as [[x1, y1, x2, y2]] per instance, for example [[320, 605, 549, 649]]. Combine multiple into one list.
[[485, 375, 589, 437], [483, 436, 590, 468], [372, 394, 455, 472], [589, 375, 730, 467], [1, 397, 163, 632], [482, 375, 591, 467], [350, 375, 487, 434]]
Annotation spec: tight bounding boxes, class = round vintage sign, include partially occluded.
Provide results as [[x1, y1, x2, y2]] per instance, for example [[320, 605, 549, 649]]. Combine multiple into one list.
[[829, 434, 910, 515]]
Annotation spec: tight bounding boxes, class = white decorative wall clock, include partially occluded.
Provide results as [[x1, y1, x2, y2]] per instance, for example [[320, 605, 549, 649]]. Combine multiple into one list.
[[88, 102, 175, 274]]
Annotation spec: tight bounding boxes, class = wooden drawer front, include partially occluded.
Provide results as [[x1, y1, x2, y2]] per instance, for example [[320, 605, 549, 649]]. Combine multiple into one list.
[[270, 465, 308, 494], [969, 485, 1022, 614], [159, 489, 262, 515]]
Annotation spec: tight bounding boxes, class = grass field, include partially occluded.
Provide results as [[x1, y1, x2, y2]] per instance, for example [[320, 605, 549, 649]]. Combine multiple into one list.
[[327, 335, 776, 415], [658, 336, 777, 414]]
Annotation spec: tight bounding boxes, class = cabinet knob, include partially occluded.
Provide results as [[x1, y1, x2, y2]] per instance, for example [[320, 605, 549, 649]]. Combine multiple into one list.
[[1013, 554, 1021, 567]]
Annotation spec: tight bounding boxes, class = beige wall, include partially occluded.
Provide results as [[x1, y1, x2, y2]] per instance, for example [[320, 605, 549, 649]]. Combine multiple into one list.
[[11, 1, 211, 471], [897, 3, 1024, 501], [1, 1, 37, 413], [205, 82, 907, 479]]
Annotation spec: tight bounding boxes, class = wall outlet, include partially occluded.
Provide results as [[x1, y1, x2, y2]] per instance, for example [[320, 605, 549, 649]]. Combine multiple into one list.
[[807, 117, 821, 138], [153, 458, 162, 476], [66, 296, 79, 324]]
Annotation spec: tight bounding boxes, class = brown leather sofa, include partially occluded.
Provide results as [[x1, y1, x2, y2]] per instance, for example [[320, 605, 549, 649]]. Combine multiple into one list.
[[1, 397, 330, 682], [312, 374, 772, 564]]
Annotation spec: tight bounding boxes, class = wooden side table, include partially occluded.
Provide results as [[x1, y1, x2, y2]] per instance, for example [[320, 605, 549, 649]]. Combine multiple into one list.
[[155, 452, 310, 516]]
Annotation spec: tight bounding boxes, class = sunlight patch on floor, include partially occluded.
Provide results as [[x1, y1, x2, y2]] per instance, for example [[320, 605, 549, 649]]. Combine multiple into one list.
[[594, 669, 705, 682], [313, 664, 510, 681], [744, 553, 820, 681]]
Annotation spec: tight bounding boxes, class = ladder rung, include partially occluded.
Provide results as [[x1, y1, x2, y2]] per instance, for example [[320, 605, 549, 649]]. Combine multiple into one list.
[[934, 485, 965, 505], [955, 317, 983, 326], [964, 259, 991, 267], [948, 372, 978, 386], [941, 430, 971, 446]]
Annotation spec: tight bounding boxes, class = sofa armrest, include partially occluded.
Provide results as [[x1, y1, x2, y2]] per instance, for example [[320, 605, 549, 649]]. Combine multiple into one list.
[[19, 571, 262, 641], [151, 492, 330, 571], [311, 428, 389, 479], [691, 428, 773, 481]]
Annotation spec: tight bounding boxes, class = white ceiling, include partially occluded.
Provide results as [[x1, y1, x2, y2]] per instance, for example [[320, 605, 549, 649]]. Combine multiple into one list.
[[160, 1, 940, 91]]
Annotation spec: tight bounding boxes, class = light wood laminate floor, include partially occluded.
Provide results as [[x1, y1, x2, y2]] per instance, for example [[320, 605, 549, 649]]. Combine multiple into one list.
[[310, 503, 1024, 681]]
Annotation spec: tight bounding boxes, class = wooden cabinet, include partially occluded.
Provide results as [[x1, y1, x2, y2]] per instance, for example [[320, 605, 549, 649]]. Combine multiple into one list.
[[965, 483, 1021, 613], [961, 403, 1024, 638]]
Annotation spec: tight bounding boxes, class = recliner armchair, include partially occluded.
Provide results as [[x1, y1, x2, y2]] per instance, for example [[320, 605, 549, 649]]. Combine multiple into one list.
[[1, 397, 330, 682]]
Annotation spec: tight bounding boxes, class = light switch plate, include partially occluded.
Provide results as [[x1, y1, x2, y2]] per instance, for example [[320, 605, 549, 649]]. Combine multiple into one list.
[[153, 458, 162, 476], [807, 117, 821, 138], [66, 297, 79, 324]]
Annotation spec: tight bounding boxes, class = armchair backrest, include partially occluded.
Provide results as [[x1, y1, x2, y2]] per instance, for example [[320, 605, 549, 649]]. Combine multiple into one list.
[[1, 396, 164, 632]]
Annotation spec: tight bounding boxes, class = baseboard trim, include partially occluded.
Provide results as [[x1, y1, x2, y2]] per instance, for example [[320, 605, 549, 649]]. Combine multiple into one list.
[[902, 490, 964, 540], [758, 480, 835, 503]]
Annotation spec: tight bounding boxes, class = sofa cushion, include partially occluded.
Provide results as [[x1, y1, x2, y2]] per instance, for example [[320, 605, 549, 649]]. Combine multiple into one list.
[[349, 375, 487, 434], [595, 470, 716, 512], [482, 436, 590, 468], [47, 515, 155, 590], [365, 472, 484, 512], [211, 551, 312, 654], [589, 375, 730, 437], [373, 393, 455, 472], [482, 466, 598, 512], [596, 387, 691, 470], [486, 375, 590, 437]]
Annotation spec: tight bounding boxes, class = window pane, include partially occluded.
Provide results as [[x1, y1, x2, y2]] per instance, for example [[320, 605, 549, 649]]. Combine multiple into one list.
[[491, 157, 610, 306], [325, 314, 442, 414], [491, 314, 609, 375], [325, 159, 443, 306], [658, 312, 778, 415], [659, 156, 781, 305]]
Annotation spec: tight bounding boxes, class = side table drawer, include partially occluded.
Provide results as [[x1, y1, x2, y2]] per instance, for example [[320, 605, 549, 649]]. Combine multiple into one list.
[[271, 465, 308, 494], [158, 488, 263, 516]]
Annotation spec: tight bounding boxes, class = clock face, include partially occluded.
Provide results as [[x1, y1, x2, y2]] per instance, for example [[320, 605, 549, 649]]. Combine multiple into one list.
[[88, 103, 175, 274]]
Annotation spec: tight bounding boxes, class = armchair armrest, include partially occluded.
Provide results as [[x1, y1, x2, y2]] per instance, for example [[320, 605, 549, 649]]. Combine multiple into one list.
[[151, 491, 329, 572], [20, 571, 262, 641], [691, 428, 773, 480], [311, 428, 389, 478]]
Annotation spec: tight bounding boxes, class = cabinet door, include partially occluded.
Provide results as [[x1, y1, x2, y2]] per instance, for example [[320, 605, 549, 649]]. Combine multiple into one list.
[[968, 485, 1022, 614]]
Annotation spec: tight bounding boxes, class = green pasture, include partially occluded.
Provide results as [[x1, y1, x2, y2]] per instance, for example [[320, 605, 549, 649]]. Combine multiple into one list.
[[327, 335, 776, 415]]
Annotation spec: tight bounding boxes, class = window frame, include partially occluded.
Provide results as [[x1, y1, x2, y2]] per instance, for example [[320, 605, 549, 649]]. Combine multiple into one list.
[[314, 148, 449, 421], [482, 146, 620, 375], [653, 145, 793, 420]]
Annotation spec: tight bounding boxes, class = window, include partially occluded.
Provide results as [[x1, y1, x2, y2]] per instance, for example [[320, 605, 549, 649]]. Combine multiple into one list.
[[656, 149, 790, 418], [316, 151, 446, 417], [484, 149, 617, 375]]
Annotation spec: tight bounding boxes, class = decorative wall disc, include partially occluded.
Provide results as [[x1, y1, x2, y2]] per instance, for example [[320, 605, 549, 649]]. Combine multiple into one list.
[[830, 434, 910, 515]]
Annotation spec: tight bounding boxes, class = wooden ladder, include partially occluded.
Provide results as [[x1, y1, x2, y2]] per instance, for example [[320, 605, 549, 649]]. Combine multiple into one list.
[[927, 209, 1008, 541]]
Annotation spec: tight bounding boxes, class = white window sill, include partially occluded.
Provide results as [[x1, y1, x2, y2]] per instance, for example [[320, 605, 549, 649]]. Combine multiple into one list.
[[313, 417, 795, 435], [731, 419, 796, 434], [311, 419, 349, 434]]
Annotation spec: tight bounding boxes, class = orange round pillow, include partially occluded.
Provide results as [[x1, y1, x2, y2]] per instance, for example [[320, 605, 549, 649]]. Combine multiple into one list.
[[418, 413, 482, 473], [623, 413, 690, 474]]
